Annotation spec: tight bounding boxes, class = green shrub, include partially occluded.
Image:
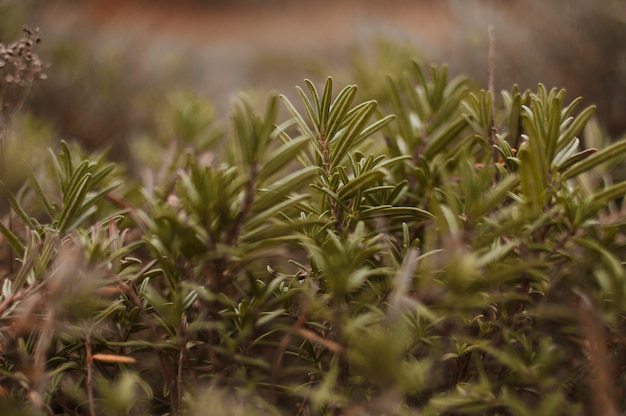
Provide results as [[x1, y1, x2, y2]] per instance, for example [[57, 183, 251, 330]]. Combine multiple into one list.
[[2, 41, 626, 415]]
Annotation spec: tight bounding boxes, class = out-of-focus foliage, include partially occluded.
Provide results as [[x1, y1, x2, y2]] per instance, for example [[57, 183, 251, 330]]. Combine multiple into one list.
[[2, 36, 626, 416], [443, 0, 626, 138]]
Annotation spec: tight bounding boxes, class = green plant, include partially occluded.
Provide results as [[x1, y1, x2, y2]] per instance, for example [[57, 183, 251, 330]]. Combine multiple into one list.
[[2, 50, 626, 416]]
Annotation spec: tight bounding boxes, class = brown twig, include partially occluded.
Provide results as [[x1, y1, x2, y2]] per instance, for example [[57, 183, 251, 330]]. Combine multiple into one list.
[[85, 333, 96, 416], [176, 315, 188, 416], [488, 25, 497, 128], [488, 25, 499, 166]]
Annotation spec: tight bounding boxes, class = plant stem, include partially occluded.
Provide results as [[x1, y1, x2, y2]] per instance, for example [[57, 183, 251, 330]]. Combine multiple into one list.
[[85, 333, 96, 416]]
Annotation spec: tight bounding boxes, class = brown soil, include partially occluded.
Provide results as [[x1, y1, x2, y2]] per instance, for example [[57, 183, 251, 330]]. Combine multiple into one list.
[[80, 1, 454, 47], [34, 1, 456, 99], [26, 0, 626, 143]]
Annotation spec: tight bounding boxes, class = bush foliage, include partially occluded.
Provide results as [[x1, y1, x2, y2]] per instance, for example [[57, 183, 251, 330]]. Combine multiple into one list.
[[2, 30, 626, 416]]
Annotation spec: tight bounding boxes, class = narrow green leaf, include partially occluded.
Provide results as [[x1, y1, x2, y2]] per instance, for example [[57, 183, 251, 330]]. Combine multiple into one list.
[[429, 77, 467, 129], [553, 137, 580, 169], [305, 79, 321, 120], [411, 60, 429, 91], [252, 166, 319, 213], [326, 85, 357, 138], [12, 245, 35, 291], [319, 77, 334, 130], [355, 114, 395, 145], [589, 181, 626, 213], [296, 86, 318, 133], [521, 106, 538, 144], [422, 117, 467, 159], [28, 170, 55, 219], [358, 206, 433, 221], [432, 65, 448, 108], [545, 93, 563, 163], [344, 100, 375, 125], [247, 194, 309, 228], [0, 219, 25, 258], [241, 219, 325, 243], [475, 173, 520, 218], [560, 96, 582, 119], [48, 148, 65, 194], [79, 181, 121, 214], [330, 101, 376, 167], [402, 72, 427, 122], [386, 76, 414, 145], [573, 237, 624, 280], [0, 183, 36, 232], [310, 183, 350, 212], [507, 89, 522, 144], [259, 94, 279, 146], [557, 148, 597, 173], [519, 147, 545, 216], [562, 139, 626, 179], [336, 165, 350, 186], [558, 105, 593, 150], [280, 94, 314, 139], [259, 135, 310, 181], [59, 140, 74, 181], [57, 173, 92, 232], [476, 240, 519, 267], [439, 204, 460, 235], [336, 169, 385, 200], [62, 160, 90, 205], [89, 163, 116, 186]]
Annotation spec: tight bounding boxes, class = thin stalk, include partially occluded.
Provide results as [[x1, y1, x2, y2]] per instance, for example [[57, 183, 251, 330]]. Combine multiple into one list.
[[488, 25, 500, 166], [176, 315, 187, 416], [30, 304, 55, 416], [85, 332, 96, 416]]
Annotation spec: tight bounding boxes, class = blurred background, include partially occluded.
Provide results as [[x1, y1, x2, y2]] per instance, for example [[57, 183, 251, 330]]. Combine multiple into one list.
[[1, 0, 625, 159]]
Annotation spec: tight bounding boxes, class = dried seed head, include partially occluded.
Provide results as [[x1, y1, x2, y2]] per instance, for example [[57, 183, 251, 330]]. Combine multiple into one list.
[[0, 25, 46, 124]]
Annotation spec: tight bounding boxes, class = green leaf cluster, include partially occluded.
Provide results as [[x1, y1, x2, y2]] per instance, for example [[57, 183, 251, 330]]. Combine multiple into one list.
[[1, 56, 626, 416]]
